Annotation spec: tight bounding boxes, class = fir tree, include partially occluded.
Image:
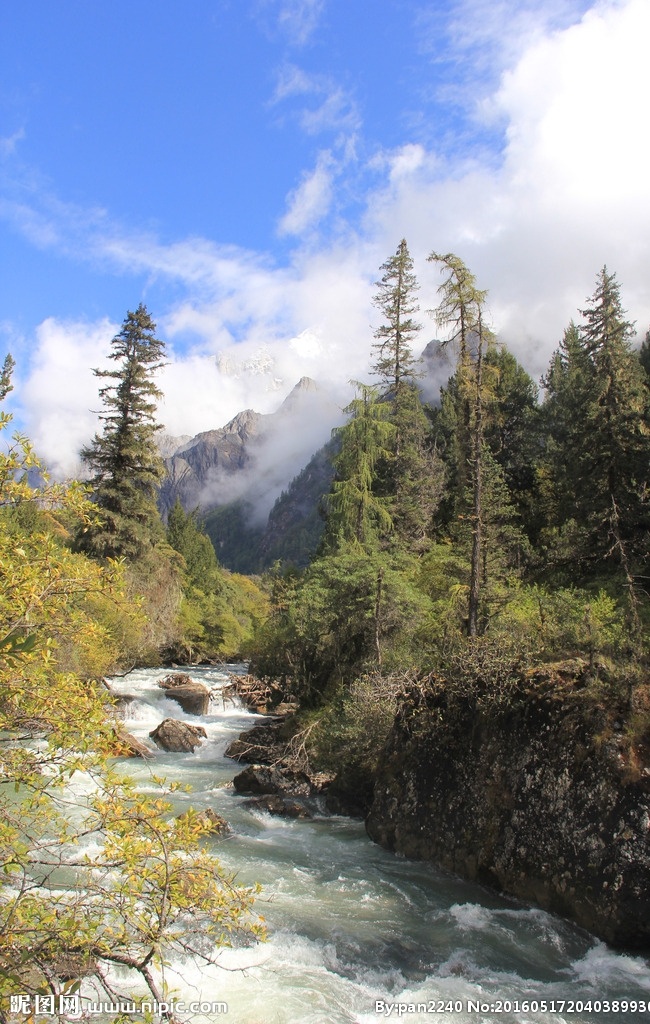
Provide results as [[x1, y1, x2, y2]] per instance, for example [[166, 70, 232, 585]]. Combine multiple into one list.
[[578, 269, 649, 583], [372, 239, 422, 403], [322, 383, 394, 553], [0, 354, 15, 402], [542, 270, 650, 614], [79, 304, 167, 560], [371, 240, 442, 545], [428, 252, 492, 636]]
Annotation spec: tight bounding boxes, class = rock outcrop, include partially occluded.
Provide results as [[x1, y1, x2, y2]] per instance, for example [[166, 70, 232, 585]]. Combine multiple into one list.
[[149, 718, 207, 752], [158, 673, 210, 716], [366, 663, 650, 948]]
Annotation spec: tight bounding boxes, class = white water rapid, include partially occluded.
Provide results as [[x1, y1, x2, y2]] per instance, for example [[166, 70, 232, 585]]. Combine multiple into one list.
[[107, 666, 650, 1024]]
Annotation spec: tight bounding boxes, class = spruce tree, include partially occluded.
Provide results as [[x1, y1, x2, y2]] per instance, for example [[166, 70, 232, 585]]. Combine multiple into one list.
[[542, 270, 650, 610], [372, 239, 422, 403], [578, 269, 649, 579], [79, 304, 167, 560], [371, 240, 442, 545], [322, 384, 394, 553], [428, 252, 492, 636]]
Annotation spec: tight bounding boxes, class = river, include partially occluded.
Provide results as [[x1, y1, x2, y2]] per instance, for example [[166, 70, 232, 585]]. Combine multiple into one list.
[[107, 665, 650, 1024]]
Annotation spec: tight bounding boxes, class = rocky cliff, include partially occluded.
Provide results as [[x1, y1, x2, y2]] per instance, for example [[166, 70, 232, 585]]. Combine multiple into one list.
[[366, 662, 650, 948]]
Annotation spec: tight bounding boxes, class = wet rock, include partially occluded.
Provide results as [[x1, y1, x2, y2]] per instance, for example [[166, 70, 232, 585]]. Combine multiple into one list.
[[232, 764, 312, 797], [248, 795, 312, 818], [177, 808, 230, 835], [110, 725, 155, 759], [225, 719, 290, 765], [149, 718, 207, 752], [110, 693, 139, 717], [158, 673, 210, 716]]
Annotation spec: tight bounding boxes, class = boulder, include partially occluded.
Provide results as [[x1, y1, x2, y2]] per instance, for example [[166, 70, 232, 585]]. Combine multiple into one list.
[[149, 718, 207, 753], [158, 673, 210, 716], [248, 795, 312, 818], [110, 725, 155, 759], [232, 764, 312, 797], [177, 808, 230, 835]]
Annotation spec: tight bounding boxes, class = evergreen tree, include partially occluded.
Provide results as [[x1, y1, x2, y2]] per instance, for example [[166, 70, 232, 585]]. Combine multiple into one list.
[[483, 347, 542, 540], [0, 353, 15, 402], [322, 383, 394, 553], [428, 252, 492, 636], [371, 238, 422, 404], [371, 240, 442, 545], [542, 270, 650, 609], [79, 304, 167, 560], [578, 269, 649, 582], [638, 330, 650, 386], [167, 499, 220, 586], [541, 321, 593, 534]]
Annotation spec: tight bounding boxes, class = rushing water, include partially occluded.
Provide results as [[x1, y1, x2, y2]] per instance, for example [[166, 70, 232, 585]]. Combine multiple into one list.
[[107, 666, 650, 1024]]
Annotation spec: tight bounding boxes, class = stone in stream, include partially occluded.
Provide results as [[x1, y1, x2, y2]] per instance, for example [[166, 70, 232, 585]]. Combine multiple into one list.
[[248, 794, 312, 819], [177, 808, 231, 835], [110, 725, 156, 759], [232, 764, 313, 797], [149, 718, 207, 752], [158, 672, 210, 716]]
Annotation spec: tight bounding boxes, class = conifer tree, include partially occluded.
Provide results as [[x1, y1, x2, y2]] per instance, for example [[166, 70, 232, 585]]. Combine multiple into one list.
[[370, 240, 442, 545], [542, 270, 649, 610], [323, 384, 394, 553], [79, 304, 167, 560], [0, 353, 15, 402], [428, 252, 492, 636], [578, 269, 649, 580], [372, 239, 422, 403]]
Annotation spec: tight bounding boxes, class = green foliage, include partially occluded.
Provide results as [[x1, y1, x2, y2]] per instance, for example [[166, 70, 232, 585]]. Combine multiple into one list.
[[541, 271, 650, 620], [372, 238, 422, 395], [251, 550, 434, 703], [0, 417, 264, 1010], [203, 501, 264, 574], [79, 304, 167, 561], [322, 384, 395, 553], [308, 672, 408, 813], [165, 499, 269, 661]]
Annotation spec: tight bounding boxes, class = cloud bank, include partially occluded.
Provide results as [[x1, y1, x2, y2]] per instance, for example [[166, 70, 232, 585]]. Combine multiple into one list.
[[7, 0, 650, 480]]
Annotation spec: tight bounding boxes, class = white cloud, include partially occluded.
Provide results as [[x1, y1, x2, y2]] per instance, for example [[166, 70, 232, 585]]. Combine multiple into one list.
[[367, 0, 650, 375], [21, 318, 115, 478], [278, 152, 334, 235], [9, 0, 650, 483], [0, 128, 25, 158], [271, 63, 360, 136], [275, 0, 325, 46]]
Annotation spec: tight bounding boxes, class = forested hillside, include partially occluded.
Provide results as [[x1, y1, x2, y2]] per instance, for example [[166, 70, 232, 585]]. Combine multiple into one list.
[[1, 245, 649, 1004]]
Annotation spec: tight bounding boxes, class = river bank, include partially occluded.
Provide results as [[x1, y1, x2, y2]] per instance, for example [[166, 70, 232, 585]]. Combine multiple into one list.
[[107, 664, 650, 1024]]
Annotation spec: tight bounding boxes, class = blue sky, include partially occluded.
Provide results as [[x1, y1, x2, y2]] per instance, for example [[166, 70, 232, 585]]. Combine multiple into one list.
[[1, 0, 649, 476]]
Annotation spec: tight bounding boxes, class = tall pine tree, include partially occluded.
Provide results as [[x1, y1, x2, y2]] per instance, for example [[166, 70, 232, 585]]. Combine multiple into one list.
[[542, 269, 649, 613], [79, 304, 167, 560], [371, 240, 442, 545], [428, 252, 493, 636], [322, 383, 394, 553]]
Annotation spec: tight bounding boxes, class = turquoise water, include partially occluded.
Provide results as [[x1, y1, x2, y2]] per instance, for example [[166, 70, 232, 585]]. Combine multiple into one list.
[[107, 666, 650, 1024]]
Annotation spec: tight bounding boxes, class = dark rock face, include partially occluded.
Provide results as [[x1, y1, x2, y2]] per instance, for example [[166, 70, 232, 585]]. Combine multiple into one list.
[[158, 673, 210, 716], [149, 718, 207, 753], [366, 668, 650, 948]]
